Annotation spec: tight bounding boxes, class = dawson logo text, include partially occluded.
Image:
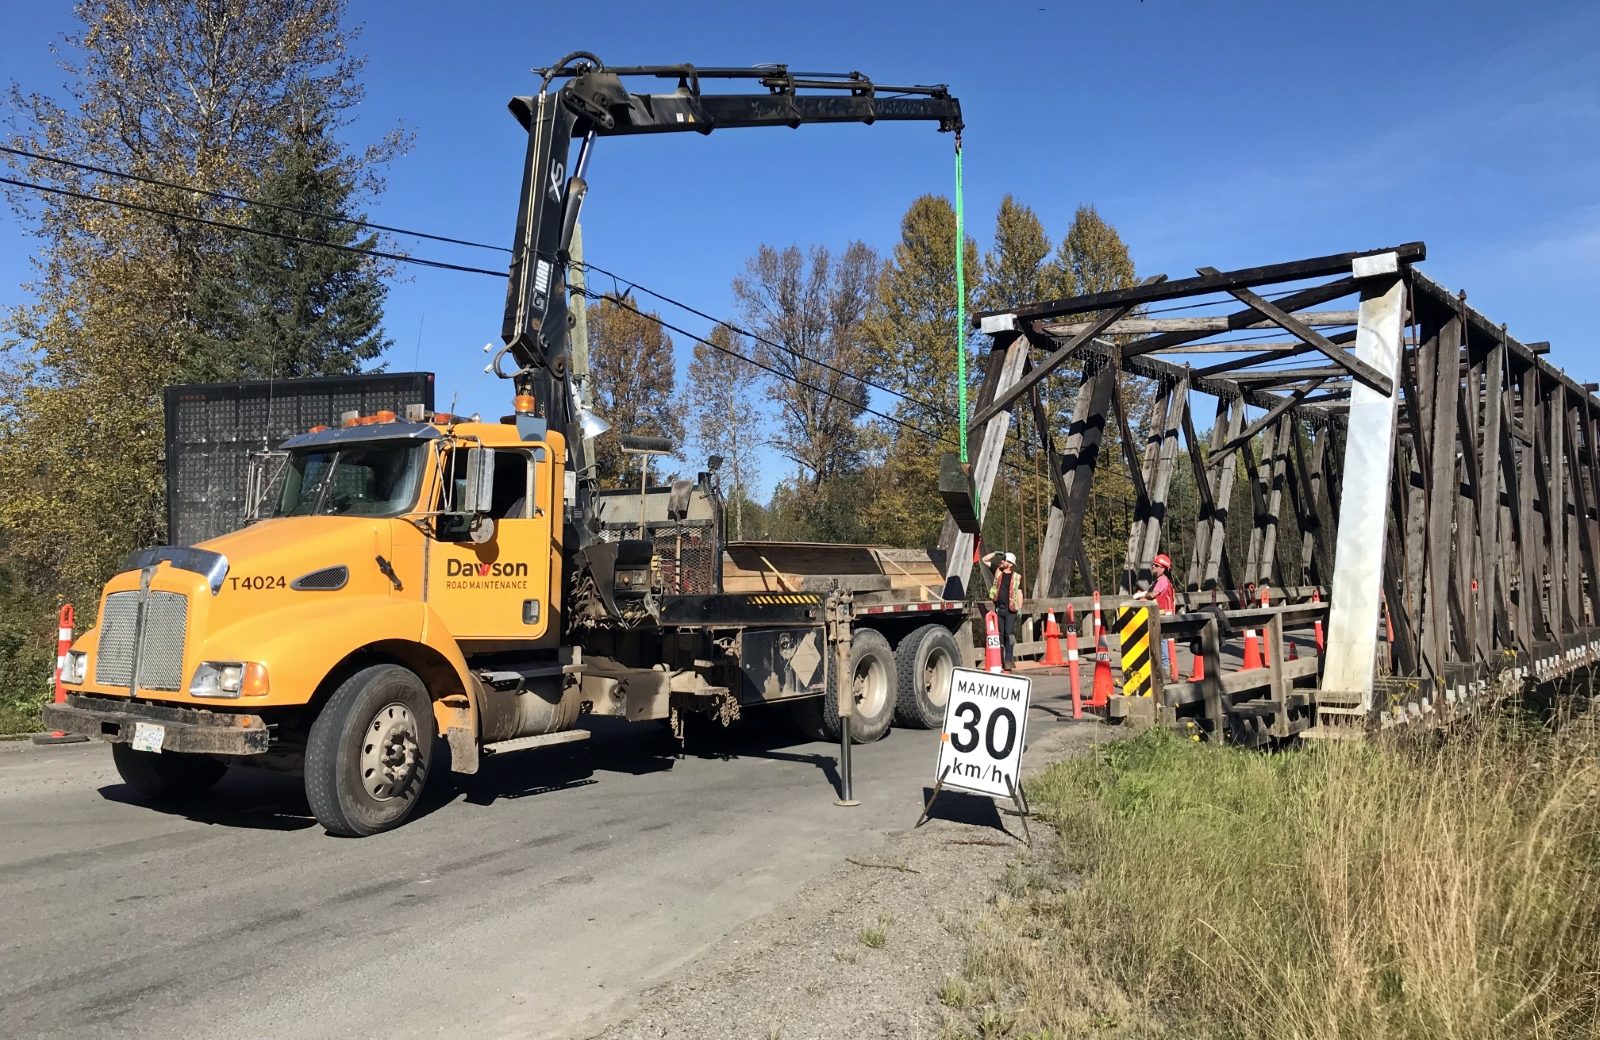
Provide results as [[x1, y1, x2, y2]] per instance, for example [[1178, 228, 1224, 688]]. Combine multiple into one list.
[[445, 560, 529, 578]]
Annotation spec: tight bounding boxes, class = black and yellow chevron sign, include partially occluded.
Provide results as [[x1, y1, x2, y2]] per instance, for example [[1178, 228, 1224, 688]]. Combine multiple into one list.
[[1116, 606, 1154, 698], [749, 594, 822, 606]]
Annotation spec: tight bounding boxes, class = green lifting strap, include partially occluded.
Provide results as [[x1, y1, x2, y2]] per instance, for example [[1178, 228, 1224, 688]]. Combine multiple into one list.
[[954, 132, 968, 464]]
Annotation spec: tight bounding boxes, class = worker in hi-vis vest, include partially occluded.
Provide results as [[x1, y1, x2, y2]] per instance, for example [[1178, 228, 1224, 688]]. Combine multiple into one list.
[[982, 550, 1024, 672]]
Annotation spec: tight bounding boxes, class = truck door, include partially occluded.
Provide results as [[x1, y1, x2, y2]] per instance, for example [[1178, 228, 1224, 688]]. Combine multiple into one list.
[[427, 446, 555, 643]]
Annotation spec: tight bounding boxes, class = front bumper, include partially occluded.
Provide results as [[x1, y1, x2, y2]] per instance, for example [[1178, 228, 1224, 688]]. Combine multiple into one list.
[[42, 693, 270, 755]]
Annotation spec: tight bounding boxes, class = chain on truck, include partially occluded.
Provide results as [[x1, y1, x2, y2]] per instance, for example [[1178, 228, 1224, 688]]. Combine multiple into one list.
[[45, 56, 968, 836]]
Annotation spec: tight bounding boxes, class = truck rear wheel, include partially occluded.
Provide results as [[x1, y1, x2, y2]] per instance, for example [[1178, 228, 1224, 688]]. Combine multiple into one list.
[[794, 629, 895, 744], [893, 624, 960, 729], [305, 664, 434, 837], [111, 743, 227, 801]]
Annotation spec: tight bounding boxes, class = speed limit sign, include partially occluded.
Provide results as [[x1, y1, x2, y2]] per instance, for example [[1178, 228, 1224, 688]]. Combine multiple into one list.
[[934, 666, 1032, 799]]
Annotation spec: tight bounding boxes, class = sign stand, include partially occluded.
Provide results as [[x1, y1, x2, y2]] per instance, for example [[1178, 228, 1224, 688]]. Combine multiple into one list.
[[912, 666, 1034, 844], [1004, 776, 1033, 846], [913, 764, 1032, 845]]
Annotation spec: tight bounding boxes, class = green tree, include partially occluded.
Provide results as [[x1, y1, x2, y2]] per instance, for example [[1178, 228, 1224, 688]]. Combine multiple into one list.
[[684, 325, 762, 539], [184, 103, 393, 381], [586, 294, 684, 488], [859, 194, 979, 548]]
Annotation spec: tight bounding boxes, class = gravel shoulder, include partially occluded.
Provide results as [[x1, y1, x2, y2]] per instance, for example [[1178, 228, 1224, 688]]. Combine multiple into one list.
[[585, 717, 1108, 1040]]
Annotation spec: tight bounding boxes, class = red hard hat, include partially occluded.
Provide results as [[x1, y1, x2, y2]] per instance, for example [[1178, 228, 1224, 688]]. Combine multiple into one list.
[[1153, 553, 1172, 570]]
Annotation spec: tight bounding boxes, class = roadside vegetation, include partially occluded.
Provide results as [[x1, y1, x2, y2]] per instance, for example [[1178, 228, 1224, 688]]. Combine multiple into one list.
[[945, 716, 1600, 1039]]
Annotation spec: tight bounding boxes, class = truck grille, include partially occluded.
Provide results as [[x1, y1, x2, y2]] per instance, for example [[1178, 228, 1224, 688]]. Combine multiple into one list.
[[93, 590, 189, 692], [94, 593, 138, 687]]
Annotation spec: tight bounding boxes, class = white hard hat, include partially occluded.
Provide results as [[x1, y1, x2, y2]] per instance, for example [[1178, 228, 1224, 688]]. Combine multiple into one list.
[[1004, 552, 1016, 565]]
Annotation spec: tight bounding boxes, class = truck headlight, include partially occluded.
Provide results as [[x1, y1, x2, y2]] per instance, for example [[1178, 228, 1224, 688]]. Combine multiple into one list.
[[190, 661, 269, 698], [63, 650, 88, 685]]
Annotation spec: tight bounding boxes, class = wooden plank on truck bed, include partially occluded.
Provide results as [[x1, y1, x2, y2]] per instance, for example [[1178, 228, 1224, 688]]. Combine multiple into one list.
[[722, 541, 943, 595]]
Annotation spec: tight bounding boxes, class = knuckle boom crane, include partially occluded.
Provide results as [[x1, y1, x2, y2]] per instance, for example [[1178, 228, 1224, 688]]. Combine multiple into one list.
[[494, 53, 961, 484]]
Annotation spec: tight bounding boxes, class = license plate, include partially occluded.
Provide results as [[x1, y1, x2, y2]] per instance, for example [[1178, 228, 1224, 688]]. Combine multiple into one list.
[[131, 722, 165, 754]]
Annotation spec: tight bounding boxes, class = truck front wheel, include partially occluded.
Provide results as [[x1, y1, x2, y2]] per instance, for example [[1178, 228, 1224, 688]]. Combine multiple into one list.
[[305, 664, 435, 837], [111, 743, 227, 801]]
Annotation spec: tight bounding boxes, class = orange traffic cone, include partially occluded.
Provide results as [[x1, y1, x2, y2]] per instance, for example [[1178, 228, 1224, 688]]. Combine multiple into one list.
[[1241, 628, 1263, 670], [983, 610, 1004, 673], [1042, 612, 1065, 667], [34, 604, 88, 745], [1288, 640, 1299, 661], [1312, 588, 1326, 655], [1091, 631, 1114, 708], [1188, 646, 1205, 682], [1242, 586, 1269, 670]]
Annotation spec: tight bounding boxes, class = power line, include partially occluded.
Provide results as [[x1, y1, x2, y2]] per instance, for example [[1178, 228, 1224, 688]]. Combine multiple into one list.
[[0, 174, 508, 277], [2, 167, 968, 429], [574, 257, 958, 422], [8, 143, 1338, 397], [0, 143, 511, 254], [588, 288, 985, 460], [7, 151, 984, 422], [596, 291, 1086, 481], [4, 156, 1201, 448], [5, 159, 974, 453]]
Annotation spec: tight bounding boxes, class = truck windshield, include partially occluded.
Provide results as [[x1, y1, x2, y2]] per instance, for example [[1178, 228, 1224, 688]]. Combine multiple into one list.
[[273, 442, 426, 518]]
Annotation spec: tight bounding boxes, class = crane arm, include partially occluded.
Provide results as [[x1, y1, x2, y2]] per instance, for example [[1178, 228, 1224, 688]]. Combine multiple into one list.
[[497, 57, 962, 425]]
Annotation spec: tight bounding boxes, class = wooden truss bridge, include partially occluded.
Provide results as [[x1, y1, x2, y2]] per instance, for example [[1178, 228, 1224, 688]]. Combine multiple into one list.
[[939, 242, 1600, 741]]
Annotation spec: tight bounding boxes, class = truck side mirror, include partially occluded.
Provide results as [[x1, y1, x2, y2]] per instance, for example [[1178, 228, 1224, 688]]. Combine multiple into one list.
[[462, 447, 496, 515]]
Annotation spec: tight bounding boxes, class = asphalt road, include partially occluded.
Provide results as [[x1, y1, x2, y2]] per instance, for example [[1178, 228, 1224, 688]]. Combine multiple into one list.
[[0, 673, 1085, 1040]]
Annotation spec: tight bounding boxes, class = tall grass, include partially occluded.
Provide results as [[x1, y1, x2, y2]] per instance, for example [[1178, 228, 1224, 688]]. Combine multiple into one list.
[[955, 717, 1600, 1039]]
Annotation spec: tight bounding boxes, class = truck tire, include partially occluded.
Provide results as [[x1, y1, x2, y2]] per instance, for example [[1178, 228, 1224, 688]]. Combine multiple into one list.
[[893, 624, 960, 729], [794, 629, 895, 744], [111, 743, 227, 801], [305, 664, 434, 837]]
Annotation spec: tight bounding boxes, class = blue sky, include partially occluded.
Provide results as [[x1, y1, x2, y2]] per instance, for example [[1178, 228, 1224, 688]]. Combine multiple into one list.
[[4, 1, 1598, 497]]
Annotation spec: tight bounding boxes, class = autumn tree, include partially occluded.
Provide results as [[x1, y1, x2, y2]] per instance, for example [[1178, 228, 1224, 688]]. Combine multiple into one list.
[[585, 294, 684, 487], [859, 195, 979, 548], [0, 0, 400, 730], [1049, 203, 1137, 298], [684, 325, 762, 539], [979, 195, 1055, 312], [732, 243, 878, 492]]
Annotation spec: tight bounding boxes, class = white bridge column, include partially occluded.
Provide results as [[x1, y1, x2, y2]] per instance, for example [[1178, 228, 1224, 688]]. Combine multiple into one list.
[[1320, 258, 1405, 713]]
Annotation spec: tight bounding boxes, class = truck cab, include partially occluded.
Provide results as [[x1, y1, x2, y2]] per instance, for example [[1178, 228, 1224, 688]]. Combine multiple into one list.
[[49, 412, 581, 835]]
